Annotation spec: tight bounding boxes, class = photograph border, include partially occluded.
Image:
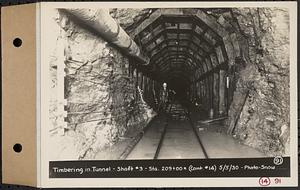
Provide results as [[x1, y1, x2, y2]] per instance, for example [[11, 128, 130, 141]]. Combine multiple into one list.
[[40, 1, 298, 188]]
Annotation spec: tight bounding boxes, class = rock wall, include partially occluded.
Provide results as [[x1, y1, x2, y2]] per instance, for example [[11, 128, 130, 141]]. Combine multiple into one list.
[[227, 8, 290, 156], [49, 9, 155, 160], [110, 8, 153, 35]]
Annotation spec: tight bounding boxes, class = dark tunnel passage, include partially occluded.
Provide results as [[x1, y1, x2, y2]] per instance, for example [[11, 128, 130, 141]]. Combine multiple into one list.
[[117, 9, 255, 159], [128, 9, 233, 120], [49, 7, 290, 160]]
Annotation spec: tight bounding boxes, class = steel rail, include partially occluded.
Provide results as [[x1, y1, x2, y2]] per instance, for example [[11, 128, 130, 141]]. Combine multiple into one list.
[[153, 105, 172, 159], [120, 115, 158, 160], [185, 110, 209, 159], [153, 120, 167, 159]]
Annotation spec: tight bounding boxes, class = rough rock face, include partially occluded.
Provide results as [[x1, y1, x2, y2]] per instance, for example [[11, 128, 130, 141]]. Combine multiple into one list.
[[227, 8, 290, 156], [110, 8, 153, 35], [49, 10, 155, 160]]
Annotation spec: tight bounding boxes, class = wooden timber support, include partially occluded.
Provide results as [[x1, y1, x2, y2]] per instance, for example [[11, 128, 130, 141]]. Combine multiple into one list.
[[193, 62, 228, 83]]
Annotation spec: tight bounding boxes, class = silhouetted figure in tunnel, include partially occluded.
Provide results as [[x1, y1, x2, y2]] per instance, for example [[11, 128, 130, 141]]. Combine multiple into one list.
[[158, 82, 169, 115]]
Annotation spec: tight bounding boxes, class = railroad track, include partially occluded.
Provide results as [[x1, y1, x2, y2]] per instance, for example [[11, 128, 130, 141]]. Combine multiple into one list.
[[185, 112, 209, 159], [153, 103, 209, 159]]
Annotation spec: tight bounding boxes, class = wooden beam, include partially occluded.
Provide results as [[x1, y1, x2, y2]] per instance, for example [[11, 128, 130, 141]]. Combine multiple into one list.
[[156, 57, 196, 70], [152, 44, 203, 56], [150, 40, 207, 60], [157, 57, 194, 65], [195, 10, 228, 38], [136, 32, 151, 58], [132, 9, 162, 38], [193, 62, 228, 83], [161, 71, 191, 81], [143, 28, 214, 52], [152, 50, 200, 68], [150, 23, 158, 46], [161, 18, 169, 65], [139, 15, 192, 46], [176, 22, 180, 71], [156, 56, 197, 70], [150, 42, 205, 61]]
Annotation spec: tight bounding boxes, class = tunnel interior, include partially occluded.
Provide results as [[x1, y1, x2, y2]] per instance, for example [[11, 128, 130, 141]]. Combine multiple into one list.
[[128, 9, 235, 119], [48, 7, 290, 160]]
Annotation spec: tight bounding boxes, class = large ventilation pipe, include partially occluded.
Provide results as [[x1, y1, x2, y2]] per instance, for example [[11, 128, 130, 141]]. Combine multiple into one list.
[[59, 8, 149, 64]]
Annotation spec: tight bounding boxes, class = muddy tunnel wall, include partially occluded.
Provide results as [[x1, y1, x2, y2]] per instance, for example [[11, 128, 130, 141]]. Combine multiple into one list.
[[47, 7, 290, 160]]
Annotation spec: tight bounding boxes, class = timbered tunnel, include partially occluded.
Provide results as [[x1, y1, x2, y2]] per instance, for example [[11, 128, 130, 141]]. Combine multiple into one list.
[[49, 8, 290, 160], [128, 9, 235, 119]]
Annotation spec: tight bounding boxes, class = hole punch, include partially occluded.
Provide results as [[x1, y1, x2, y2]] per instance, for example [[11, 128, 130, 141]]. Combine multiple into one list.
[[13, 143, 22, 153], [13, 38, 22, 47]]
